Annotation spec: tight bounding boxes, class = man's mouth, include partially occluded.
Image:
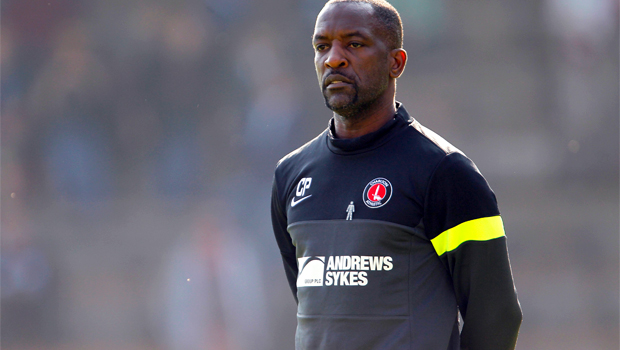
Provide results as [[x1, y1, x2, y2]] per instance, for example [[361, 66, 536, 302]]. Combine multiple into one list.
[[327, 80, 351, 88], [324, 74, 354, 90]]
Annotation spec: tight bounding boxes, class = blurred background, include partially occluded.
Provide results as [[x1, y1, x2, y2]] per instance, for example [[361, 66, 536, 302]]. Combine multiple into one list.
[[1, 0, 618, 349]]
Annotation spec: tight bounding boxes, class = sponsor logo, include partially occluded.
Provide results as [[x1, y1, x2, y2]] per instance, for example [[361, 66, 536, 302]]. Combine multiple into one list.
[[297, 256, 325, 287], [291, 177, 312, 207], [297, 255, 393, 287], [363, 178, 392, 208]]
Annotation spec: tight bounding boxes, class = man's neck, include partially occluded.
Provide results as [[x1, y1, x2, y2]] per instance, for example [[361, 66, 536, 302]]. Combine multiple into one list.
[[333, 97, 396, 139]]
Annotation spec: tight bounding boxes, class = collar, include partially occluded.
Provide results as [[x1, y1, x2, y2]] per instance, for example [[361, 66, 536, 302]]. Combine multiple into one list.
[[326, 102, 413, 155]]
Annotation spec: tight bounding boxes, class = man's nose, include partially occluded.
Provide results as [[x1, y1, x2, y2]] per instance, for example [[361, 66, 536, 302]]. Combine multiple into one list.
[[324, 44, 348, 68]]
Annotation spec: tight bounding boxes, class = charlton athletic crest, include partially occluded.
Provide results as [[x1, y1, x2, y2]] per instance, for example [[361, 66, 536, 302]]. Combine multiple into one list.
[[363, 178, 393, 208]]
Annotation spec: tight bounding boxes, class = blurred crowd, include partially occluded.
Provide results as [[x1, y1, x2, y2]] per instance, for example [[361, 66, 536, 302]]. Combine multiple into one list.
[[1, 0, 618, 349]]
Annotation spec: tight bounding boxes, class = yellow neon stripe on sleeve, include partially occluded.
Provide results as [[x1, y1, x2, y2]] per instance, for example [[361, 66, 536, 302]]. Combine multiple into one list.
[[431, 216, 505, 256]]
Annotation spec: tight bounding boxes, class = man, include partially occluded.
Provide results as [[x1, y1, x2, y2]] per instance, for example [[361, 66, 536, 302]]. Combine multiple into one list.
[[271, 0, 522, 349]]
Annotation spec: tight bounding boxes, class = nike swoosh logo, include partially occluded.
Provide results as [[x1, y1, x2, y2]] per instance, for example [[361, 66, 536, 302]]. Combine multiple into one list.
[[291, 195, 312, 207]]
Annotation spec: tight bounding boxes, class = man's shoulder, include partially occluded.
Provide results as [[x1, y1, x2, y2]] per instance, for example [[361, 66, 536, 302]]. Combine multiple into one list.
[[275, 129, 327, 174], [405, 119, 463, 157], [394, 103, 464, 161], [403, 120, 483, 178]]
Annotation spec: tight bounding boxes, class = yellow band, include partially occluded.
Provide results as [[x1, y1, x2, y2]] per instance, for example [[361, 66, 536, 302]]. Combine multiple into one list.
[[431, 216, 505, 256]]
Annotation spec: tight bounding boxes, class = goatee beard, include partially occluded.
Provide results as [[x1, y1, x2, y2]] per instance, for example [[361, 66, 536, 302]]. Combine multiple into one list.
[[324, 91, 381, 121], [324, 92, 362, 119]]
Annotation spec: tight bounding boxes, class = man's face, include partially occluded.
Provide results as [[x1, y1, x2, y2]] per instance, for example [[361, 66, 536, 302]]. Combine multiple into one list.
[[313, 2, 391, 118]]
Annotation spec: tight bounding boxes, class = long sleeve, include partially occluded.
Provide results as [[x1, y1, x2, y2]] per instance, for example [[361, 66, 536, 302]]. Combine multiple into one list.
[[424, 152, 522, 349], [271, 175, 299, 303]]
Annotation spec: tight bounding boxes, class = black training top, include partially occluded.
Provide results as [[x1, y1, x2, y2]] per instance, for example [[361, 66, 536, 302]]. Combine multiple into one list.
[[271, 103, 522, 350]]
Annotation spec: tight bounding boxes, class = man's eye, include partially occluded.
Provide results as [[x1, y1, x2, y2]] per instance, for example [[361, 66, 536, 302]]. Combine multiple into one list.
[[350, 42, 363, 48], [315, 44, 327, 51]]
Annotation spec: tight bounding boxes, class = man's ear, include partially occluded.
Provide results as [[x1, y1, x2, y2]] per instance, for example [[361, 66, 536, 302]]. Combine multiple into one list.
[[389, 48, 407, 79]]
